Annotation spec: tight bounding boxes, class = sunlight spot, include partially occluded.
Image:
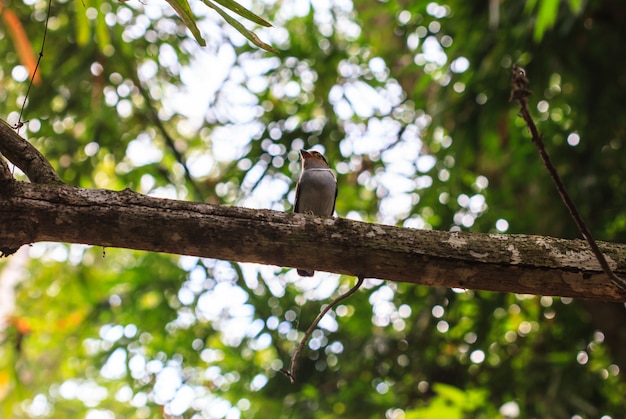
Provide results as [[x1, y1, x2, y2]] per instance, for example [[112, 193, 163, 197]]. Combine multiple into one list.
[[115, 386, 133, 403], [500, 401, 520, 418], [436, 320, 449, 333], [154, 366, 182, 404], [496, 219, 509, 232], [470, 350, 485, 363], [464, 332, 477, 344], [397, 10, 411, 25], [101, 348, 127, 379], [397, 354, 409, 367], [86, 7, 98, 20], [250, 374, 268, 391], [426, 2, 450, 18], [417, 154, 436, 172], [453, 82, 465, 92], [457, 194, 470, 207], [238, 398, 251, 411], [116, 99, 132, 118], [428, 21, 441, 33], [517, 321, 532, 336], [504, 331, 517, 343], [167, 385, 195, 416], [25, 394, 51, 416], [469, 194, 486, 213], [85, 142, 100, 156], [12, 65, 29, 82], [187, 152, 214, 178], [421, 36, 447, 66], [475, 175, 489, 189], [100, 324, 124, 342], [567, 132, 580, 146], [398, 304, 412, 318], [376, 382, 390, 394], [126, 133, 163, 166], [461, 213, 475, 227], [407, 32, 420, 50], [450, 56, 470, 73]]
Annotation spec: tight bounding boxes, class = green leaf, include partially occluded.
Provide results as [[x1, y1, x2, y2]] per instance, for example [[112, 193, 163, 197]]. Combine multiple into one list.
[[523, 0, 538, 14], [202, 0, 278, 54], [95, 3, 111, 50], [75, 0, 91, 46], [568, 0, 583, 13], [431, 383, 466, 406], [211, 0, 272, 27], [163, 0, 207, 46], [534, 0, 559, 41]]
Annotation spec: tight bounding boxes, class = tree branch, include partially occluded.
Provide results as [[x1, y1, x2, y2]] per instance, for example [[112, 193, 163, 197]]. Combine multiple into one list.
[[510, 66, 626, 291], [1, 181, 625, 301], [281, 275, 364, 383], [0, 119, 62, 184], [0, 153, 13, 181]]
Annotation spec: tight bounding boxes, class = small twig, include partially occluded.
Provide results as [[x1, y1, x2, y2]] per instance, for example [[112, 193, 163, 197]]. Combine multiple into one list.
[[15, 0, 52, 132], [510, 65, 626, 292], [281, 275, 365, 383]]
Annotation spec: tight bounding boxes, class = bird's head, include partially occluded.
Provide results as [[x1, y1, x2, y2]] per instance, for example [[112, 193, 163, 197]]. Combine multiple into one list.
[[300, 149, 330, 169]]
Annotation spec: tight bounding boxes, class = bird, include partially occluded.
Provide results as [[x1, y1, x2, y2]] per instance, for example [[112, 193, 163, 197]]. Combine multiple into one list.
[[294, 149, 338, 276]]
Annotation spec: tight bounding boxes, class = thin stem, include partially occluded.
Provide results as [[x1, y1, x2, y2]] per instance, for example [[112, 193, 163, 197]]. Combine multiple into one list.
[[281, 275, 365, 383], [511, 66, 626, 292], [16, 0, 52, 131]]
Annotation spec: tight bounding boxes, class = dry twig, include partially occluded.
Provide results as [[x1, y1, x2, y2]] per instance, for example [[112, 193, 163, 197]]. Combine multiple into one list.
[[510, 65, 626, 291], [15, 0, 52, 131], [281, 275, 365, 383]]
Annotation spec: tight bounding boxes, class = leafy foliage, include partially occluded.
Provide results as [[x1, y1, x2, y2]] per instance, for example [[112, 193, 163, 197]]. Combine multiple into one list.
[[1, 0, 626, 417]]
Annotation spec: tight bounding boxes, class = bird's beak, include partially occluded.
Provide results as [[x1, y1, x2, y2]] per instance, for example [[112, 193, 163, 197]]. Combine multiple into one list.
[[299, 149, 312, 159]]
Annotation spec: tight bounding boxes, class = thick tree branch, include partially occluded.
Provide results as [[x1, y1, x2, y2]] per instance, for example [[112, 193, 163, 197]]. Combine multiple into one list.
[[0, 152, 13, 181], [0, 119, 62, 184], [1, 181, 625, 301]]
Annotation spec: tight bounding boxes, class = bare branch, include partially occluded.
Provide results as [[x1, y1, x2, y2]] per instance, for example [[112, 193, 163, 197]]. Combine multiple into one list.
[[510, 66, 626, 292], [281, 275, 364, 383], [0, 119, 62, 184], [16, 0, 52, 128]]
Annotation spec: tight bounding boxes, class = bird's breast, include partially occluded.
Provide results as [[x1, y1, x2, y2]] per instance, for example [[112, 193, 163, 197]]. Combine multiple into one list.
[[297, 170, 336, 216]]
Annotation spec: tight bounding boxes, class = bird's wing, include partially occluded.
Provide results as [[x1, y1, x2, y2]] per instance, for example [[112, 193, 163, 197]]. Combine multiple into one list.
[[294, 177, 302, 213], [331, 182, 338, 215]]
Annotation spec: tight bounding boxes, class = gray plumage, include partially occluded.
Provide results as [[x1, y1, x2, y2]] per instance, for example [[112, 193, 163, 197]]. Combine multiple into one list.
[[294, 149, 337, 276]]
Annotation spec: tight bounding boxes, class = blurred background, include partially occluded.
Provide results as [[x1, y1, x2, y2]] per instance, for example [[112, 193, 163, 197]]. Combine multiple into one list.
[[1, 0, 626, 417]]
